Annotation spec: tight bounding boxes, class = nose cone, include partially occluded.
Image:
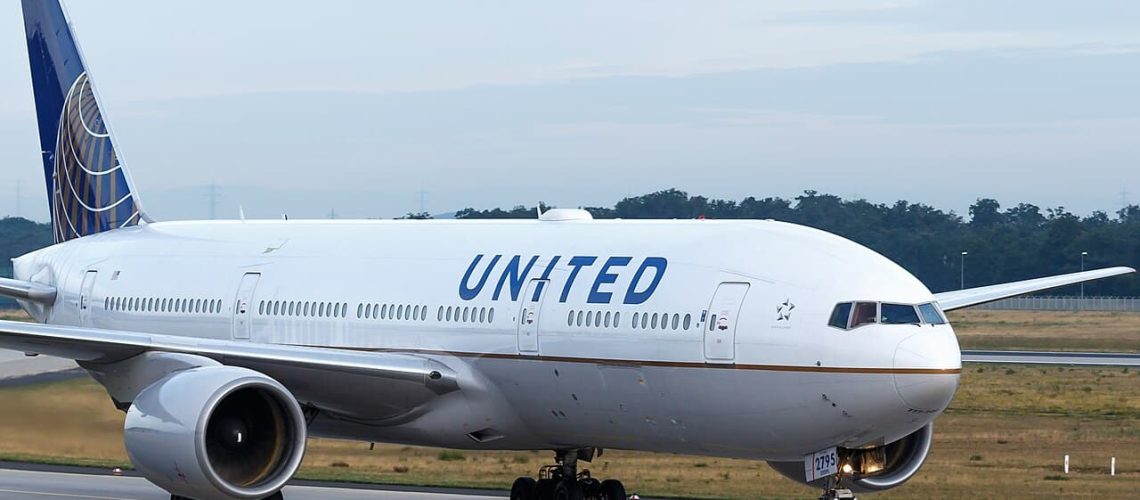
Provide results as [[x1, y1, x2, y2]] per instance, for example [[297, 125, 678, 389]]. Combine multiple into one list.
[[893, 329, 961, 412]]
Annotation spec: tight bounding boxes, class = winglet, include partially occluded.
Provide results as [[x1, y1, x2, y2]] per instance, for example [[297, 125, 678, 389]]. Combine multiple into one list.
[[934, 266, 1136, 311]]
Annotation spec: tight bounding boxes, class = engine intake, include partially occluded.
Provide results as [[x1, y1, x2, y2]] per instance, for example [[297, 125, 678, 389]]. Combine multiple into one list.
[[768, 424, 933, 493], [124, 366, 307, 500]]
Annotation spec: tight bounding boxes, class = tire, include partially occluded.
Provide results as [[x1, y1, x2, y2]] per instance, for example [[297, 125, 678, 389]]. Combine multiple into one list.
[[600, 479, 626, 500], [554, 480, 584, 500], [511, 477, 538, 500], [579, 477, 601, 497], [536, 478, 558, 500]]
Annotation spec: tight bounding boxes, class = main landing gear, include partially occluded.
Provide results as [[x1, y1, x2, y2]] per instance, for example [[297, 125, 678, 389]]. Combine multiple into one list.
[[510, 448, 627, 500]]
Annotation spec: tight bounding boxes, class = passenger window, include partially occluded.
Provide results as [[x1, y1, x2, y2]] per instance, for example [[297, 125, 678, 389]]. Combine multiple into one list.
[[576, 310, 584, 327], [604, 311, 611, 328], [488, 308, 495, 323], [918, 303, 946, 325], [641, 313, 648, 329], [585, 311, 593, 327], [672, 314, 680, 330], [613, 312, 620, 328], [881, 303, 921, 325], [651, 313, 658, 329], [828, 303, 853, 329], [683, 313, 691, 330], [850, 302, 877, 328]]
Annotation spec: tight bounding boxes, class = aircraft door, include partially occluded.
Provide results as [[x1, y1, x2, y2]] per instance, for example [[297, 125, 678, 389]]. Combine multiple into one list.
[[517, 279, 548, 355], [78, 270, 97, 326], [232, 273, 261, 340], [704, 282, 750, 363]]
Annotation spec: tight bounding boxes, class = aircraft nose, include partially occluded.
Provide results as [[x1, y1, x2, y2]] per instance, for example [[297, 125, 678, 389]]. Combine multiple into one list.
[[892, 329, 961, 412]]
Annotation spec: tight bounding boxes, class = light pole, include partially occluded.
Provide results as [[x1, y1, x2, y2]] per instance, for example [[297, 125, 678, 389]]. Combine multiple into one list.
[[1080, 251, 1088, 299], [960, 251, 968, 290]]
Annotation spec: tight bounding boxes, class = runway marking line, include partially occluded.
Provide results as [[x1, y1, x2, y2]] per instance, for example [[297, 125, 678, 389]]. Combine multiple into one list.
[[0, 488, 139, 500]]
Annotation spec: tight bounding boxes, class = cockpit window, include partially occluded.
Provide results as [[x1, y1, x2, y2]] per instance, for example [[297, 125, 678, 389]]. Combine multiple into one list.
[[850, 302, 878, 328], [881, 303, 921, 325], [918, 303, 946, 325], [828, 303, 852, 329]]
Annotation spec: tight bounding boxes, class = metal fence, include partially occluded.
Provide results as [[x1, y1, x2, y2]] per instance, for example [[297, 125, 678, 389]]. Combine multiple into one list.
[[975, 296, 1140, 312]]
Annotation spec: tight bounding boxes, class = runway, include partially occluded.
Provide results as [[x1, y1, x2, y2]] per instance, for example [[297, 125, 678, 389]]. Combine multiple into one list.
[[0, 464, 505, 500], [961, 350, 1140, 366], [0, 349, 77, 381]]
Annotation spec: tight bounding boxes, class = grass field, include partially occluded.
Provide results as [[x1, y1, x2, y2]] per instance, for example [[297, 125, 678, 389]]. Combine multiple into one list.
[[0, 309, 1137, 498], [948, 309, 1140, 352]]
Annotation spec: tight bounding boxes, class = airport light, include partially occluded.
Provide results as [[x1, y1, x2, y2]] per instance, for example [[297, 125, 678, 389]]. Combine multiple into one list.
[[960, 251, 968, 290], [1081, 251, 1088, 300]]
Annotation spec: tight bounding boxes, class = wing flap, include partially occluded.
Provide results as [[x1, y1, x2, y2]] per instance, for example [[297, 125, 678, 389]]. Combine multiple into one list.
[[934, 267, 1135, 311]]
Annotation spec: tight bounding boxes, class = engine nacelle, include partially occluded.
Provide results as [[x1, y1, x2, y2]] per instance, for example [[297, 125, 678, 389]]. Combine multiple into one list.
[[124, 365, 307, 500], [768, 424, 933, 493]]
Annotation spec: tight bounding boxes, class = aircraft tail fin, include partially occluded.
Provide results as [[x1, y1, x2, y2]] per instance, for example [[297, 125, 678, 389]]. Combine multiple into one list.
[[22, 0, 149, 243]]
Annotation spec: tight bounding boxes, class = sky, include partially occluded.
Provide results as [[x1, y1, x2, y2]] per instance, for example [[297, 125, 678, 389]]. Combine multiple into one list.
[[1, 0, 1139, 221]]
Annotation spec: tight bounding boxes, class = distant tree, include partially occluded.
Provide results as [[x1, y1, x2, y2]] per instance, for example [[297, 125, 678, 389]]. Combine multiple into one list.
[[969, 198, 1004, 227], [399, 212, 433, 220]]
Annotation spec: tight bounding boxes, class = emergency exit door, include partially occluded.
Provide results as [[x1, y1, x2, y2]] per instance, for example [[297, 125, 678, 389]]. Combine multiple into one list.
[[517, 279, 548, 354], [232, 273, 261, 340], [704, 282, 750, 363], [79, 270, 97, 326]]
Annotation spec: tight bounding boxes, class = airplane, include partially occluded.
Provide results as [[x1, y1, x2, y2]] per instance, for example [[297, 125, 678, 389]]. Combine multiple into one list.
[[1, 1, 1135, 500]]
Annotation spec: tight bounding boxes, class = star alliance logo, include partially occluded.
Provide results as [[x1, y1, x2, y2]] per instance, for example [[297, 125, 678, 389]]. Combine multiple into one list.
[[776, 299, 795, 321]]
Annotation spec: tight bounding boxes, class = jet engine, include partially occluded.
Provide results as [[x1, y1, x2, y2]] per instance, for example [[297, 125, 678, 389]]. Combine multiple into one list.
[[124, 365, 307, 500], [768, 424, 933, 493]]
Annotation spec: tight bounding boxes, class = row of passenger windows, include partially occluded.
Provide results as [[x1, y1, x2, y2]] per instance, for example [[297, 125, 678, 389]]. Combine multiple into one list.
[[568, 310, 622, 329], [439, 305, 495, 324], [106, 296, 223, 315], [358, 303, 428, 322], [565, 310, 695, 331], [260, 300, 349, 319], [828, 301, 946, 330], [634, 311, 693, 331]]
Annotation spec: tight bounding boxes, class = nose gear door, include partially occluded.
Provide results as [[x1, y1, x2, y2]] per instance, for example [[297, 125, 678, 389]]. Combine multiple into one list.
[[704, 282, 749, 363]]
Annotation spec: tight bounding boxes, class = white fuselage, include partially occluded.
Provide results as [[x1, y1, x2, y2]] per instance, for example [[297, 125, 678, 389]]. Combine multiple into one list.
[[14, 218, 961, 461]]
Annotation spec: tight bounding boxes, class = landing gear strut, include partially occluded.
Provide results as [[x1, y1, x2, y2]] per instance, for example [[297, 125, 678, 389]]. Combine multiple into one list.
[[510, 448, 626, 500], [818, 475, 855, 500]]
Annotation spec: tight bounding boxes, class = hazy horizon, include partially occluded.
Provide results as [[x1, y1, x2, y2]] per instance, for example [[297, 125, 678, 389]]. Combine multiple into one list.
[[3, 1, 1138, 222]]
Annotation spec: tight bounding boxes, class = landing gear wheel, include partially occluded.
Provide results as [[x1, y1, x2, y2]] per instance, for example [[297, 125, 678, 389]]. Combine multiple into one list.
[[578, 477, 601, 497], [536, 478, 557, 499], [599, 479, 626, 500], [553, 480, 584, 500], [511, 477, 538, 500]]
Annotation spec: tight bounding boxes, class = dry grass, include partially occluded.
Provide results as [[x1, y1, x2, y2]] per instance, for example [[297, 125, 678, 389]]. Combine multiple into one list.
[[0, 309, 30, 322], [949, 309, 1140, 352], [0, 310, 1137, 498]]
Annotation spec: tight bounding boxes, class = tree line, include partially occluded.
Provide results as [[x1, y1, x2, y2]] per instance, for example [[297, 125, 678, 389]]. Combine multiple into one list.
[[3, 188, 1138, 309], [452, 189, 1140, 295]]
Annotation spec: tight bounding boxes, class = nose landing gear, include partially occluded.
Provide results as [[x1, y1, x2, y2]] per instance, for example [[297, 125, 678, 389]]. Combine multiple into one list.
[[509, 449, 627, 500]]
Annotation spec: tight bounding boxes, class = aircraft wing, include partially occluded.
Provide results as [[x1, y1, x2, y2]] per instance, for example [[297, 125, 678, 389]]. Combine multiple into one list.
[[0, 319, 460, 418], [934, 266, 1135, 311], [962, 350, 1140, 367]]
